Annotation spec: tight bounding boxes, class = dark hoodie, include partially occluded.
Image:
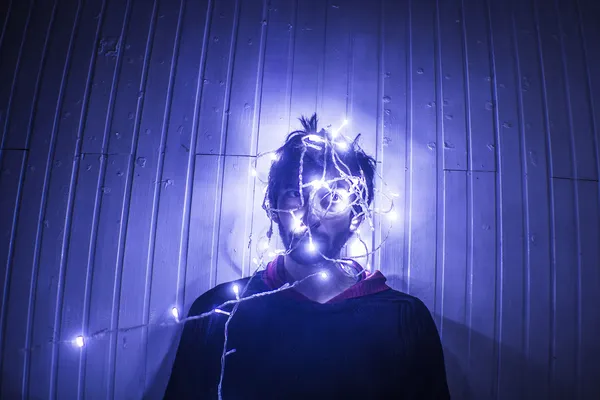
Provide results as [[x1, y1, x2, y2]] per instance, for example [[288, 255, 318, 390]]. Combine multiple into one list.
[[164, 257, 450, 399]]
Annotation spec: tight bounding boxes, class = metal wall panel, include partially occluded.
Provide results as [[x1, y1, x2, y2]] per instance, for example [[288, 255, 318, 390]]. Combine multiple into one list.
[[0, 0, 598, 399]]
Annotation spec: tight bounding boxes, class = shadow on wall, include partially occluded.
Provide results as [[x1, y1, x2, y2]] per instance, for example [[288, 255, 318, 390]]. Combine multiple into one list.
[[143, 280, 194, 400], [386, 274, 566, 400], [144, 324, 182, 400], [143, 274, 560, 400], [143, 214, 247, 398]]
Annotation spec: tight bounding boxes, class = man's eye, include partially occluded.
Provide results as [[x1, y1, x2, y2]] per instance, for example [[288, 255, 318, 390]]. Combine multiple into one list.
[[327, 190, 346, 203], [286, 190, 301, 198]]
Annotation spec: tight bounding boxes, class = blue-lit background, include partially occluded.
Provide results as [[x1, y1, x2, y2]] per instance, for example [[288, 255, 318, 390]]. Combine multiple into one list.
[[0, 0, 599, 398]]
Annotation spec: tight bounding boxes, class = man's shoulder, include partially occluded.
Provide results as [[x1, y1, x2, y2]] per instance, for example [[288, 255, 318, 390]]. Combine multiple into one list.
[[187, 272, 265, 316], [369, 287, 432, 315]]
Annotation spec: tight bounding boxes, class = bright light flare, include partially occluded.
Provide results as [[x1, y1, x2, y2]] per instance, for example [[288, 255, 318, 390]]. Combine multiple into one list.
[[307, 238, 316, 252], [334, 141, 348, 150], [319, 271, 329, 280], [310, 179, 327, 189], [306, 134, 325, 143], [232, 284, 240, 300], [349, 239, 366, 258], [171, 307, 180, 320], [291, 213, 306, 233], [73, 336, 85, 348], [332, 119, 350, 138]]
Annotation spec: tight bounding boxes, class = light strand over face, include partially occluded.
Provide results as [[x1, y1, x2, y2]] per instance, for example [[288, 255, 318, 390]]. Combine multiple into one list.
[[260, 120, 397, 277]]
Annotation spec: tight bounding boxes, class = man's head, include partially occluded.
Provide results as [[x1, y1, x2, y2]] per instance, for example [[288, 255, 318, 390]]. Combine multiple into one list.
[[263, 114, 376, 266]]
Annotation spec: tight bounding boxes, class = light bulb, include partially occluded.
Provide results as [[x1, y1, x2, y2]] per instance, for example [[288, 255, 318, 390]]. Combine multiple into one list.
[[232, 284, 240, 300], [320, 271, 328, 279], [307, 238, 316, 252], [73, 336, 85, 348], [349, 239, 366, 258], [292, 215, 306, 233], [335, 141, 348, 150], [310, 179, 326, 189], [306, 134, 325, 143]]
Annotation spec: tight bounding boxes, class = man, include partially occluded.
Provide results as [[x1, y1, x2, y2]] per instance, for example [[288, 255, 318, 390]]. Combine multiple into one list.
[[164, 114, 450, 399]]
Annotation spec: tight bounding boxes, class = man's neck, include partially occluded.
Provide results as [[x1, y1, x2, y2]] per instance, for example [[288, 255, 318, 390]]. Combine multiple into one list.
[[282, 254, 358, 304]]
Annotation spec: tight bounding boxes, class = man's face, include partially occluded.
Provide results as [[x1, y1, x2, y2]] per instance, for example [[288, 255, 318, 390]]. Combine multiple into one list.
[[275, 165, 359, 265]]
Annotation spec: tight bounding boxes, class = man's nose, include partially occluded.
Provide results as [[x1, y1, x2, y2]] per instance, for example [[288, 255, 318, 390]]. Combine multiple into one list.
[[301, 205, 321, 230]]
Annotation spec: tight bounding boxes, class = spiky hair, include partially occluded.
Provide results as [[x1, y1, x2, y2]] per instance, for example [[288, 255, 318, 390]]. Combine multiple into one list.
[[265, 113, 376, 218]]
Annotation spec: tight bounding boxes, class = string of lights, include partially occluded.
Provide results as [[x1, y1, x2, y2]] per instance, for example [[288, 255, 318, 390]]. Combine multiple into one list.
[[22, 118, 400, 400], [215, 118, 399, 398]]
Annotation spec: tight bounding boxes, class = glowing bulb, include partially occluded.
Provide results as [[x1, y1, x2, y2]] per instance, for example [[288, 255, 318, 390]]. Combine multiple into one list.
[[306, 134, 325, 143], [73, 336, 85, 348], [388, 210, 398, 220], [310, 179, 326, 189], [307, 238, 316, 252], [320, 271, 328, 280], [349, 239, 366, 258], [335, 141, 348, 150], [171, 307, 180, 320], [292, 214, 306, 233], [232, 284, 240, 300], [250, 168, 257, 177]]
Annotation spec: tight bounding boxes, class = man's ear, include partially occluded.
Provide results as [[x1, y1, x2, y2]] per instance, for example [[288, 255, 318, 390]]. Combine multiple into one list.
[[270, 211, 280, 224], [349, 214, 364, 232]]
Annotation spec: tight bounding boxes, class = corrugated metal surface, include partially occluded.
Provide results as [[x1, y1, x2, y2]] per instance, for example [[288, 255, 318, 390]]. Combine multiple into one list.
[[0, 0, 599, 398]]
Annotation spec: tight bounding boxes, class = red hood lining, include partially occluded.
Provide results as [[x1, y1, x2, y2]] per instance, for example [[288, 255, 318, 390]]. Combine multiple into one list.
[[261, 255, 391, 303]]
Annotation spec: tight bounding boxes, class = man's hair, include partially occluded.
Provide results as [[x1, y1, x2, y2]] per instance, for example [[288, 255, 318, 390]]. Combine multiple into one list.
[[264, 113, 377, 219]]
